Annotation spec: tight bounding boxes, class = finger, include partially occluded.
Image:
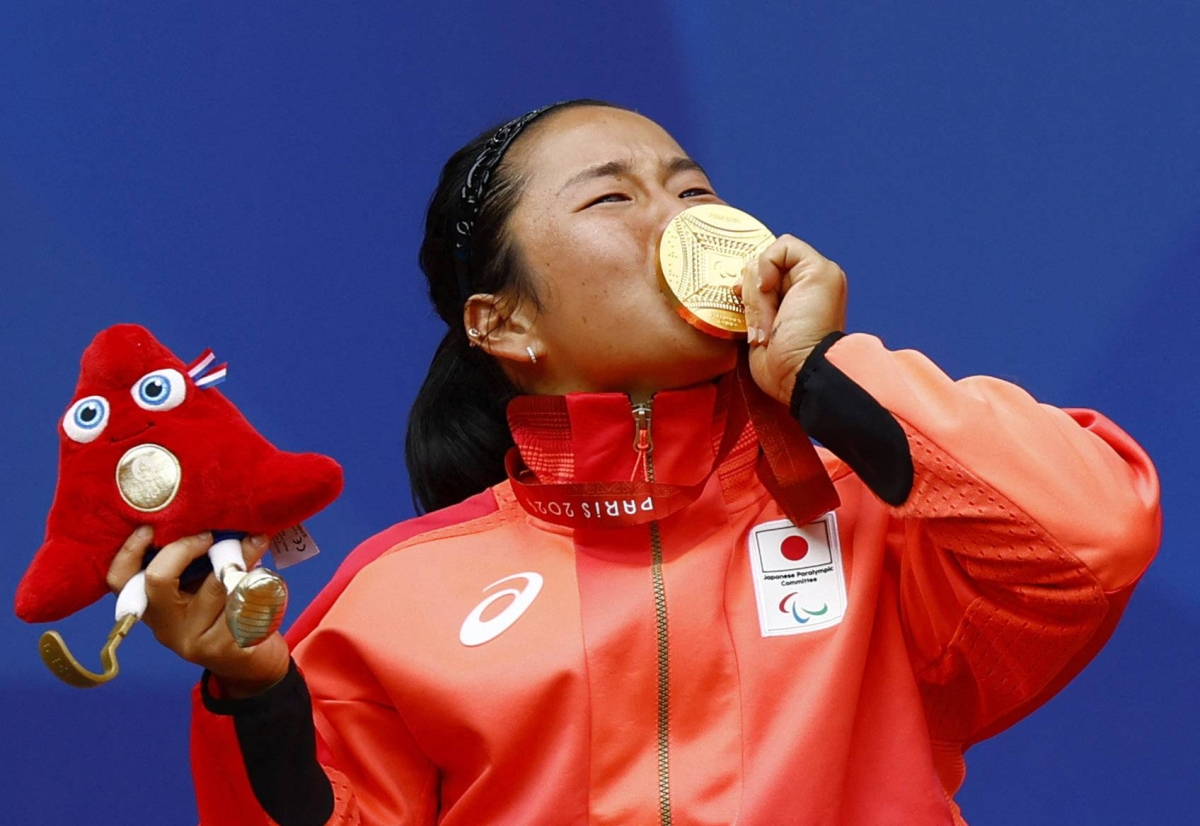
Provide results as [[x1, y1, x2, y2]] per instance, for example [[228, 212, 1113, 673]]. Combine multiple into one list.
[[748, 235, 810, 345], [756, 235, 828, 345], [742, 253, 777, 347], [757, 236, 799, 294], [107, 525, 154, 595], [194, 602, 247, 650], [184, 535, 271, 640], [193, 570, 232, 613], [143, 532, 214, 603], [242, 534, 272, 568], [762, 234, 823, 276], [144, 570, 222, 649]]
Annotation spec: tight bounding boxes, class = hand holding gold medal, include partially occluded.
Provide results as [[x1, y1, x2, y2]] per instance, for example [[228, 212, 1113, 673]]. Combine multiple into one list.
[[659, 204, 847, 405], [656, 203, 842, 524]]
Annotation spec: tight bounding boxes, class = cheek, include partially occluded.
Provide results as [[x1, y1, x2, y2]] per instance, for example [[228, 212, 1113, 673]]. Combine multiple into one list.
[[535, 238, 652, 318], [542, 215, 649, 277]]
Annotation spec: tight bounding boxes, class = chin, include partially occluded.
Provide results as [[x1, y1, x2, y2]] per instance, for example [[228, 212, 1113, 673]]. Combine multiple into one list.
[[654, 336, 739, 391], [687, 325, 741, 362], [588, 328, 739, 398]]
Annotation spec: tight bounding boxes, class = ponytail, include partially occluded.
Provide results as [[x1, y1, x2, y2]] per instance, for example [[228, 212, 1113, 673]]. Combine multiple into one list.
[[405, 331, 517, 513]]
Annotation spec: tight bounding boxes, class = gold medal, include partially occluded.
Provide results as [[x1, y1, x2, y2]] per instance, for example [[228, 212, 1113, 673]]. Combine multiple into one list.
[[659, 204, 776, 338], [115, 443, 181, 512]]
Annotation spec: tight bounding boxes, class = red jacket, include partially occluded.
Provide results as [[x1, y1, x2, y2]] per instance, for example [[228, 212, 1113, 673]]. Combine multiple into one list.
[[191, 334, 1160, 825]]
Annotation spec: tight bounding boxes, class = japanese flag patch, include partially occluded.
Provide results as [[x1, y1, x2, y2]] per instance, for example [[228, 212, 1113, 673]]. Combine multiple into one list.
[[747, 513, 847, 637]]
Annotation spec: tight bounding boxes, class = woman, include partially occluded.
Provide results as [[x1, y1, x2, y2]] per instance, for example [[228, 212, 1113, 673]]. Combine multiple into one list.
[[108, 100, 1160, 825]]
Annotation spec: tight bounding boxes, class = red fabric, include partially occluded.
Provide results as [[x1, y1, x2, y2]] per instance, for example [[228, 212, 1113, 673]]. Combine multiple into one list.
[[15, 324, 343, 623], [505, 368, 838, 531], [190, 334, 1160, 825], [284, 490, 500, 646], [191, 676, 367, 826], [190, 490, 499, 826], [191, 684, 270, 826]]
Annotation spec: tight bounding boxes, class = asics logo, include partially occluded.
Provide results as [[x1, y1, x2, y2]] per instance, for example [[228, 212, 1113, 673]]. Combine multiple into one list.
[[459, 572, 544, 647]]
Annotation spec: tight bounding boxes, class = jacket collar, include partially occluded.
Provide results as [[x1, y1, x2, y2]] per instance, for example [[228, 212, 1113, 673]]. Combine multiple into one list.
[[506, 379, 730, 488]]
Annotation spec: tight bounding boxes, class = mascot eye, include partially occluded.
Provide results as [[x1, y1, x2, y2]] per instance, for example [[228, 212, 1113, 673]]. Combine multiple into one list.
[[63, 396, 110, 443], [132, 369, 186, 411]]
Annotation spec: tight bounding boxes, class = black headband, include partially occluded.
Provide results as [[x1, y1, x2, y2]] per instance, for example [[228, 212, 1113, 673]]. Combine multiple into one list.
[[451, 102, 564, 303]]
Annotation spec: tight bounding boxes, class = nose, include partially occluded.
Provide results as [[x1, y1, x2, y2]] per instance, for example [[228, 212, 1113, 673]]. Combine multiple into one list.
[[649, 187, 726, 238], [651, 190, 690, 238]]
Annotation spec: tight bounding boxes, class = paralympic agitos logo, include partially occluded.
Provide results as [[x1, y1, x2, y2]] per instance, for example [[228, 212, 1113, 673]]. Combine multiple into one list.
[[778, 592, 829, 625]]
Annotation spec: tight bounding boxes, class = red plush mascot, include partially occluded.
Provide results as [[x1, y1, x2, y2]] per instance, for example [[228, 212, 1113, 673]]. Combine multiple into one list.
[[14, 324, 343, 687]]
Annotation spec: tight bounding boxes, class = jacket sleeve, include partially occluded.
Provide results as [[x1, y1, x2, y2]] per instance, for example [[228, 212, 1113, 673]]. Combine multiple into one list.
[[190, 651, 438, 826], [190, 662, 358, 826], [189, 497, 501, 825], [793, 333, 1160, 759]]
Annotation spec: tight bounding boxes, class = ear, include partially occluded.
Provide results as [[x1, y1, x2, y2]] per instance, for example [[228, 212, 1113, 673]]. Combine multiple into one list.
[[463, 293, 543, 364]]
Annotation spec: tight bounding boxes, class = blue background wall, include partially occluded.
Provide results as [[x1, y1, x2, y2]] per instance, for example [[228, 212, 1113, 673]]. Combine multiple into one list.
[[2, 2, 1196, 822]]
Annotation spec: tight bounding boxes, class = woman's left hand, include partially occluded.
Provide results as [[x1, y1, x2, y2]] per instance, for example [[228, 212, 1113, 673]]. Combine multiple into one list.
[[740, 234, 847, 404]]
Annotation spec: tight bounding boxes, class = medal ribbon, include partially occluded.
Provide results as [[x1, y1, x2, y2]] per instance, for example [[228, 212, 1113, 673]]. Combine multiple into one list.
[[735, 350, 841, 527], [506, 351, 839, 529]]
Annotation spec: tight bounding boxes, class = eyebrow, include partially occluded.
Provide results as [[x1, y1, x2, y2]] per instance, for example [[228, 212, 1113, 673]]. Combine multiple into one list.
[[558, 156, 710, 194]]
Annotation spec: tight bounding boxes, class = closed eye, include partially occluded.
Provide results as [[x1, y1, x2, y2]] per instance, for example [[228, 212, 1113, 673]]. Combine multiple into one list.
[[585, 192, 630, 207]]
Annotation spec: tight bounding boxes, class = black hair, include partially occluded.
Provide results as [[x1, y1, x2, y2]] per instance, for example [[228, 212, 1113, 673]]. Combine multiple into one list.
[[405, 99, 622, 513]]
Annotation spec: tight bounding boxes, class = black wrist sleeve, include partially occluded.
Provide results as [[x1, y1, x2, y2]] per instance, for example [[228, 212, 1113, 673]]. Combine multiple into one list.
[[790, 332, 914, 506], [200, 660, 335, 826]]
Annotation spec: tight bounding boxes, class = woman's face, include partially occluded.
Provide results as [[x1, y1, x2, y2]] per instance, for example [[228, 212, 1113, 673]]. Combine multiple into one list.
[[504, 106, 738, 399]]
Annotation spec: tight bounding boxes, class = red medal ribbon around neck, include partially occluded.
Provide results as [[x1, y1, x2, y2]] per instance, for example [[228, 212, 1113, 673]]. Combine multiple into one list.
[[506, 350, 839, 529]]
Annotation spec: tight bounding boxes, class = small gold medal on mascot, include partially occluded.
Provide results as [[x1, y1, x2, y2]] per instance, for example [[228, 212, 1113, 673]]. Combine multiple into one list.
[[115, 443, 181, 512], [659, 204, 776, 339]]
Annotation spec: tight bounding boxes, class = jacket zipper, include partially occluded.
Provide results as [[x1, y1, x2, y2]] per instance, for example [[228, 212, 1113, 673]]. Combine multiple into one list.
[[633, 401, 673, 826]]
